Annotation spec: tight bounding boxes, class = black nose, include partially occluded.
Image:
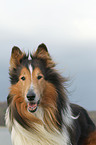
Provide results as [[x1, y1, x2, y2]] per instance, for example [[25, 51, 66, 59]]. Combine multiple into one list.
[[27, 90, 36, 101]]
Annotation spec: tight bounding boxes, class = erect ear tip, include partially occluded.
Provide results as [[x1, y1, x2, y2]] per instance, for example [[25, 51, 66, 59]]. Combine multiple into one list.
[[12, 46, 22, 54], [10, 46, 23, 68], [38, 43, 48, 52]]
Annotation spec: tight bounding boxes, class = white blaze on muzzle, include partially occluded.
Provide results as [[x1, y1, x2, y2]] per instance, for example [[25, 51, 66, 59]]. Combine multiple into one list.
[[27, 64, 40, 113]]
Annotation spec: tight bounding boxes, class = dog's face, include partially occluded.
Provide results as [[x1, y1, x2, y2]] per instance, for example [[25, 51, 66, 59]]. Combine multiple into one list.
[[18, 65, 46, 113], [9, 44, 57, 114]]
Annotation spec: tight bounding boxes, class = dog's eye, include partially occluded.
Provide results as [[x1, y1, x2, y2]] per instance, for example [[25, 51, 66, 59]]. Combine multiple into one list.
[[21, 76, 26, 81], [37, 75, 42, 80]]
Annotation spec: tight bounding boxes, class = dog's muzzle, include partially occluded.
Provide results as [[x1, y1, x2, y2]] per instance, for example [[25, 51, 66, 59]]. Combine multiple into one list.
[[26, 89, 40, 113]]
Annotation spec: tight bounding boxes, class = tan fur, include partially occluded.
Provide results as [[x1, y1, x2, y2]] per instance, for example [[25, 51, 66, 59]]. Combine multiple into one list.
[[41, 82, 59, 131], [10, 67, 31, 97], [82, 131, 96, 145], [10, 47, 24, 70], [33, 48, 55, 68]]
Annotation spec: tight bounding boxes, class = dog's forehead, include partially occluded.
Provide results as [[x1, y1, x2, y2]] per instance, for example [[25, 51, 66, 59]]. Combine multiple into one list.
[[28, 64, 33, 76], [28, 63, 43, 76], [20, 55, 46, 77]]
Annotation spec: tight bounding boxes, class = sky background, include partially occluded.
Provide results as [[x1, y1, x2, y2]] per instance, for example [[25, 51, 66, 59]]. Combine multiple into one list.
[[0, 0, 96, 110]]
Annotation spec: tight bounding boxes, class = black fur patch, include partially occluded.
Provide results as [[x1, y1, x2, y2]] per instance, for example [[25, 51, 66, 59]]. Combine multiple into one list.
[[71, 104, 96, 145], [12, 103, 29, 130], [7, 94, 13, 106]]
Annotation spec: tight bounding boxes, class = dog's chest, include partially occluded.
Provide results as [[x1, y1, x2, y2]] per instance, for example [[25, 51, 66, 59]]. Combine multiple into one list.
[[5, 107, 70, 145], [10, 120, 69, 145]]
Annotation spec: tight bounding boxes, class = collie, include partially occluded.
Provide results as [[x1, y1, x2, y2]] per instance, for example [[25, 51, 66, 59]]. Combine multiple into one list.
[[5, 44, 96, 145]]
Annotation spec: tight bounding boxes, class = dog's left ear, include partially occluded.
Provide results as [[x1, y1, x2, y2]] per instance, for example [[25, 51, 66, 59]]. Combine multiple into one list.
[[34, 43, 49, 57], [36, 43, 48, 53], [34, 43, 50, 60], [34, 43, 55, 68]]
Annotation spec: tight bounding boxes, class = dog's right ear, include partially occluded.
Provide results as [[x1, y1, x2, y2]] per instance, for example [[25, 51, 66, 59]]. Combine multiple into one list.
[[10, 46, 24, 69]]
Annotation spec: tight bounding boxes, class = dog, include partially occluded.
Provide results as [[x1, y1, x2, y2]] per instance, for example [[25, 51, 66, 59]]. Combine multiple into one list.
[[5, 44, 96, 145]]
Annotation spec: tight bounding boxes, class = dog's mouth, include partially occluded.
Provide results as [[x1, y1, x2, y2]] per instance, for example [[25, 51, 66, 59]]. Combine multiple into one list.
[[27, 100, 40, 113]]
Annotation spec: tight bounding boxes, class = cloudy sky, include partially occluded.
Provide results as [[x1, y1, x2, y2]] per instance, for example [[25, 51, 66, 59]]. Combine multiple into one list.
[[0, 0, 96, 110]]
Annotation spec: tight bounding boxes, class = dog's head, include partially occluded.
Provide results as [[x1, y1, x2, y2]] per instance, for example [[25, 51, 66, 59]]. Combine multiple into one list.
[[9, 44, 58, 114], [8, 44, 67, 131]]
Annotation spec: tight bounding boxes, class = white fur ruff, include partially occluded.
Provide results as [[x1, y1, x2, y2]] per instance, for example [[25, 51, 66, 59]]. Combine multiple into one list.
[[5, 107, 72, 145]]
